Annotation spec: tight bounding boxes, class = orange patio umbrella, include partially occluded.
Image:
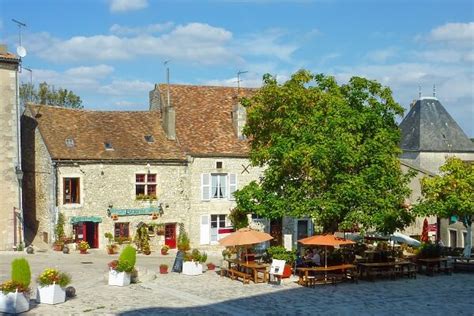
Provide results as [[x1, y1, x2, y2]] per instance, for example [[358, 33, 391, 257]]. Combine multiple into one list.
[[219, 228, 273, 246], [298, 234, 355, 279], [219, 228, 273, 263]]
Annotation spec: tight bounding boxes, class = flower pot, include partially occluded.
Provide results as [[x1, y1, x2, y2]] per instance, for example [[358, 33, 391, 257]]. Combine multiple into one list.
[[0, 290, 30, 314], [53, 244, 63, 251], [182, 261, 203, 276], [207, 264, 216, 271], [161, 249, 168, 255], [159, 266, 168, 274], [108, 270, 131, 286], [107, 247, 116, 255], [36, 284, 66, 305], [79, 249, 87, 254], [282, 264, 292, 278]]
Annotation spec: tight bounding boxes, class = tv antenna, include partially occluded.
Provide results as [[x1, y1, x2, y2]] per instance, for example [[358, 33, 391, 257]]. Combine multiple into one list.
[[237, 70, 248, 90], [164, 60, 171, 108], [12, 19, 27, 58]]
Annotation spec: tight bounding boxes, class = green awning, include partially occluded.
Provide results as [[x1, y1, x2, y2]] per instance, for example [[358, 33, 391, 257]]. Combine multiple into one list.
[[70, 216, 102, 224]]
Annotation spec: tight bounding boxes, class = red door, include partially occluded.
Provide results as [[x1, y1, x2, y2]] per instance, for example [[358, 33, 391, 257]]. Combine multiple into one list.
[[165, 223, 176, 249]]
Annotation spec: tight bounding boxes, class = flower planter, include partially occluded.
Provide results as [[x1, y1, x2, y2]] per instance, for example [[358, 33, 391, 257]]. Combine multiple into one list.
[[207, 263, 216, 271], [282, 264, 292, 278], [159, 266, 168, 274], [36, 284, 66, 305], [161, 249, 168, 255], [182, 261, 203, 276], [53, 244, 63, 251], [79, 249, 88, 254], [108, 270, 131, 286], [0, 291, 30, 314]]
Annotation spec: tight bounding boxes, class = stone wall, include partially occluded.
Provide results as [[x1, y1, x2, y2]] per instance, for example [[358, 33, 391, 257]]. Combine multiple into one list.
[[56, 162, 188, 250], [187, 156, 263, 250], [0, 59, 20, 250], [418, 152, 474, 175]]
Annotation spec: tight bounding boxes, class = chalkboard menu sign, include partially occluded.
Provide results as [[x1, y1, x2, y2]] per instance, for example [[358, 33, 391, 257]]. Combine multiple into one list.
[[172, 250, 184, 273]]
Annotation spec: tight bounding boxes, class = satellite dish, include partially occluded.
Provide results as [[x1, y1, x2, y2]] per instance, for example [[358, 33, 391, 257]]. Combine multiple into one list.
[[17, 46, 27, 58]]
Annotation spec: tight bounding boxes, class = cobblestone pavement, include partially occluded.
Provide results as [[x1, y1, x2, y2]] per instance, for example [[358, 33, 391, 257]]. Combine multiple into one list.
[[1, 250, 473, 315]]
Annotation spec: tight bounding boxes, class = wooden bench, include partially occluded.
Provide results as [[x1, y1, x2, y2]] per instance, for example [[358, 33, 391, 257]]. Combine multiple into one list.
[[228, 269, 251, 284]]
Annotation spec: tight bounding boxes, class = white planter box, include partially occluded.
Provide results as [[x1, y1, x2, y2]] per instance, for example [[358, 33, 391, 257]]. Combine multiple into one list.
[[108, 270, 131, 286], [182, 261, 203, 276], [36, 284, 66, 305], [0, 290, 30, 314]]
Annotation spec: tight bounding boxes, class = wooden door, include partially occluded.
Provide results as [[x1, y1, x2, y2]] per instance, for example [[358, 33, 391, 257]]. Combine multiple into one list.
[[165, 223, 176, 249]]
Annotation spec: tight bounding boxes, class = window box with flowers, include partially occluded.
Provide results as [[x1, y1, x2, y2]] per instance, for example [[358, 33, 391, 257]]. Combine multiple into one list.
[[108, 245, 136, 287], [77, 241, 90, 254], [0, 258, 31, 314], [36, 268, 71, 305]]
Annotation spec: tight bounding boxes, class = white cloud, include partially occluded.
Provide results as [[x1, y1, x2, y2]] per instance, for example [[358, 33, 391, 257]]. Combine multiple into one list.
[[99, 79, 154, 96], [64, 64, 114, 78], [109, 22, 174, 36], [113, 100, 142, 107], [31, 23, 239, 65], [109, 0, 148, 12], [428, 22, 474, 44], [365, 47, 398, 63]]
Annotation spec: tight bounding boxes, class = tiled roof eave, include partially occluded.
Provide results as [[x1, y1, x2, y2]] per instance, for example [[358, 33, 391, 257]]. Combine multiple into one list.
[[52, 157, 188, 165], [187, 152, 250, 158]]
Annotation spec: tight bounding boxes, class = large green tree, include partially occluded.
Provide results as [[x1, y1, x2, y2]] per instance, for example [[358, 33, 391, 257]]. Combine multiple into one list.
[[235, 70, 414, 234], [20, 82, 83, 109], [414, 157, 473, 257]]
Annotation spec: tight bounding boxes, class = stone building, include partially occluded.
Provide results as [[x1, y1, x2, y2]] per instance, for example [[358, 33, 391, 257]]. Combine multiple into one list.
[[0, 46, 22, 251], [22, 105, 188, 250], [399, 96, 474, 247]]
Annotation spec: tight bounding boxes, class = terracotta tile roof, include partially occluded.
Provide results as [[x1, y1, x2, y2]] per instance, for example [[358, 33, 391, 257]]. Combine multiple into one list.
[[28, 104, 185, 161], [158, 84, 257, 156], [0, 52, 20, 62]]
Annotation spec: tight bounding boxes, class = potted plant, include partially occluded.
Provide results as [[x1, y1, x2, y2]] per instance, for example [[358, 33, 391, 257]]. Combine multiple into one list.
[[53, 213, 66, 251], [161, 245, 170, 255], [108, 245, 136, 286], [134, 224, 151, 255], [182, 249, 206, 276], [206, 262, 216, 271], [159, 264, 168, 274], [53, 240, 64, 251], [36, 268, 71, 305], [77, 240, 90, 254], [267, 246, 296, 278], [0, 258, 31, 314], [155, 224, 165, 235], [104, 232, 118, 255]]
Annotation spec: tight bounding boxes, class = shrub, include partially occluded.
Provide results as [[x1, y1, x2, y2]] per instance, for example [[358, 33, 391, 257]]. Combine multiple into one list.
[[54, 213, 65, 241], [0, 280, 29, 294], [119, 245, 136, 271], [418, 243, 442, 259], [11, 258, 31, 288], [177, 227, 191, 252], [266, 246, 296, 265], [37, 268, 71, 288]]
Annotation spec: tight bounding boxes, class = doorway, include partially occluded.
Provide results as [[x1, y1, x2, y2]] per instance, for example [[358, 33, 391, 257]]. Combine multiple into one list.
[[270, 218, 283, 246], [73, 221, 99, 248], [297, 220, 309, 240], [165, 223, 176, 249]]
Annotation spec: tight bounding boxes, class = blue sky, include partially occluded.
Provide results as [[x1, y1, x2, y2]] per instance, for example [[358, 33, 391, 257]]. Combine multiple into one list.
[[1, 0, 473, 136]]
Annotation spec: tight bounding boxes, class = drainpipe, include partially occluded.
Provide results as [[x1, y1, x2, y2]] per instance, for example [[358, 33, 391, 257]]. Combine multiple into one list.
[[52, 161, 58, 243], [15, 62, 24, 246]]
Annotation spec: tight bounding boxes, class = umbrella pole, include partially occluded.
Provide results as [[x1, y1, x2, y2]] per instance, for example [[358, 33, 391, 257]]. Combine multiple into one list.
[[325, 246, 328, 282]]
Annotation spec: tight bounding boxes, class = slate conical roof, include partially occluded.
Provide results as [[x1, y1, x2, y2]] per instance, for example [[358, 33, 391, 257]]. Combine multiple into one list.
[[399, 97, 474, 152]]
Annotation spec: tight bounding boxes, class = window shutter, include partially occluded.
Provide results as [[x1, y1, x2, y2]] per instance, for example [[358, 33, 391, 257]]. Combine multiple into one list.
[[201, 174, 210, 201], [200, 215, 210, 244], [229, 173, 237, 200]]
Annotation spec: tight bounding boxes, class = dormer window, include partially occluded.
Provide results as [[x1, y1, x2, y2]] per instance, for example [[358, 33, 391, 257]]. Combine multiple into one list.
[[144, 135, 154, 143], [104, 142, 114, 150], [65, 138, 75, 148]]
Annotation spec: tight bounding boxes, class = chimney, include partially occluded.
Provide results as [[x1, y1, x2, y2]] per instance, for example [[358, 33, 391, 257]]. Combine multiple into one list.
[[162, 88, 176, 140], [149, 84, 161, 111], [232, 101, 246, 140]]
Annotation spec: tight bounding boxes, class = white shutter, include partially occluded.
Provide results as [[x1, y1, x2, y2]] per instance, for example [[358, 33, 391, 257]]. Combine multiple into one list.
[[201, 173, 210, 201], [200, 215, 210, 245], [229, 173, 237, 200]]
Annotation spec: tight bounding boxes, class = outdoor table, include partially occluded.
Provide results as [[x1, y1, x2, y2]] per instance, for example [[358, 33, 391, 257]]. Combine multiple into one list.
[[417, 257, 451, 276], [297, 264, 356, 286], [225, 259, 269, 283], [358, 261, 412, 280]]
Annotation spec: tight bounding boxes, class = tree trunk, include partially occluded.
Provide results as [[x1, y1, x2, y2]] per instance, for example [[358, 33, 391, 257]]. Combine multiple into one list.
[[462, 216, 472, 258]]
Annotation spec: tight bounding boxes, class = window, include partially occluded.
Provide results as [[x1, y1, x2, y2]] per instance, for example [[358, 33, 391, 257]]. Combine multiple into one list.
[[135, 173, 157, 198], [144, 135, 154, 143], [63, 177, 80, 204], [115, 222, 129, 238], [216, 161, 223, 169], [65, 138, 75, 148], [104, 142, 114, 150], [201, 173, 237, 201], [210, 215, 231, 243]]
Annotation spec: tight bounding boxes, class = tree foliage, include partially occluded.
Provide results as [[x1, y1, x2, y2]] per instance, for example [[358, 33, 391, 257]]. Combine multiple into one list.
[[20, 82, 83, 109], [414, 157, 473, 257], [235, 70, 414, 234]]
